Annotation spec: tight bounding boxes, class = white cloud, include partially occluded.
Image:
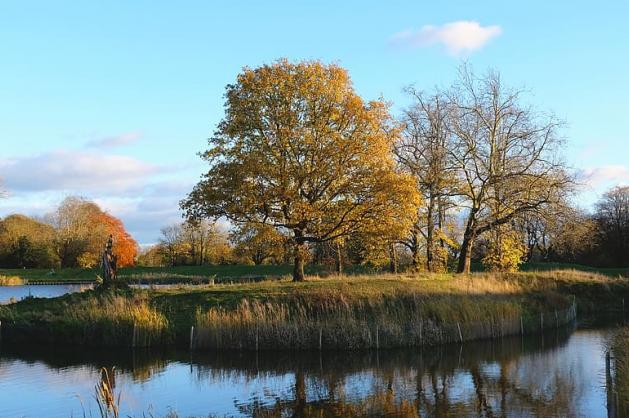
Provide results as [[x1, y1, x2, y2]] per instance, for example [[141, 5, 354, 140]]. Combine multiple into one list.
[[86, 131, 143, 148], [390, 21, 502, 56], [581, 165, 629, 188], [0, 150, 158, 193]]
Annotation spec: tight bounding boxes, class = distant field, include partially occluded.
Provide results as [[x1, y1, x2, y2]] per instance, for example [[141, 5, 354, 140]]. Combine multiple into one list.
[[0, 262, 626, 284]]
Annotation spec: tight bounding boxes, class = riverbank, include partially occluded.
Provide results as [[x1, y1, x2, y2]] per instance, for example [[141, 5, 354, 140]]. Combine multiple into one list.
[[1, 270, 627, 349], [1, 262, 627, 285]]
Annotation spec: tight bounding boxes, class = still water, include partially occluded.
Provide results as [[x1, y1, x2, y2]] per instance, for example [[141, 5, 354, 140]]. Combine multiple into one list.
[[0, 324, 622, 417], [0, 284, 92, 304]]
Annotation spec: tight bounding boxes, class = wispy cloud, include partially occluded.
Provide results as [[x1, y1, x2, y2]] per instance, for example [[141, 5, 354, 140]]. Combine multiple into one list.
[[0, 149, 158, 193], [86, 131, 143, 149], [580, 165, 629, 188], [390, 21, 502, 56]]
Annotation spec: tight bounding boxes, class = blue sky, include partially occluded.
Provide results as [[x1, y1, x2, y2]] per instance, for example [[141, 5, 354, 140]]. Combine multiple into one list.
[[1, 1, 628, 244]]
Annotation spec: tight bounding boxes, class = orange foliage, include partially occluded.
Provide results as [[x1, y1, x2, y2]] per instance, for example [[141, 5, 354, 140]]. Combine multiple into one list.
[[92, 212, 138, 267]]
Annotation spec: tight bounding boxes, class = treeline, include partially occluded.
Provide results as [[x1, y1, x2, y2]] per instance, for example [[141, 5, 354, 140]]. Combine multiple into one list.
[[138, 220, 289, 267], [0, 197, 137, 268], [177, 60, 628, 280]]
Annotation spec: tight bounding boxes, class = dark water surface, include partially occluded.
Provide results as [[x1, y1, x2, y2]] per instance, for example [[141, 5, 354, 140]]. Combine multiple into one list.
[[0, 284, 92, 304], [0, 323, 622, 417]]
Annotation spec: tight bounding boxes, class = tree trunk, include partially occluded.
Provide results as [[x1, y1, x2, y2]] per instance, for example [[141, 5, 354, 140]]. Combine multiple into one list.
[[335, 241, 343, 274], [389, 243, 398, 274], [293, 230, 306, 282], [426, 194, 435, 272], [457, 228, 475, 274]]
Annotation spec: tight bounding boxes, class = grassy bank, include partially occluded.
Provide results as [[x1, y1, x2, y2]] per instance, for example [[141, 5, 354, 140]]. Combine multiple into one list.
[[1, 262, 627, 285], [2, 269, 625, 349]]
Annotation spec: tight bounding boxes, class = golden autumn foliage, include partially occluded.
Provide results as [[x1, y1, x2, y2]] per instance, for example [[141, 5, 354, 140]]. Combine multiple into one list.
[[183, 59, 420, 280]]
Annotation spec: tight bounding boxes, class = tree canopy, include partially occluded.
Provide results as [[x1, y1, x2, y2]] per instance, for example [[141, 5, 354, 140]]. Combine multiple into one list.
[[183, 60, 419, 280]]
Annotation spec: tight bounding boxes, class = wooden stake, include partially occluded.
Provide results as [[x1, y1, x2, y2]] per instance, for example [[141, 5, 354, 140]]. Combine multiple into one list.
[[457, 322, 463, 343], [190, 326, 195, 350], [520, 316, 524, 335], [318, 328, 322, 351]]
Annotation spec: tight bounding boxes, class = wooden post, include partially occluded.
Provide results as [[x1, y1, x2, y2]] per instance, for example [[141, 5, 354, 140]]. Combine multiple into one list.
[[457, 322, 463, 343], [376, 326, 379, 350], [555, 310, 558, 328], [190, 326, 195, 350], [540, 313, 543, 331], [318, 328, 322, 351], [520, 316, 524, 335]]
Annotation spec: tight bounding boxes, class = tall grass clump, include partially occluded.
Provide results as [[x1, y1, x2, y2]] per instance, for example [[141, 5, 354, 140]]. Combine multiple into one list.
[[0, 275, 24, 286], [64, 293, 170, 347]]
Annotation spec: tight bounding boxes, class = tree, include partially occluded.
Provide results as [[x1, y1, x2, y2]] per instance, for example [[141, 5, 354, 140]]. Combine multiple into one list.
[[182, 60, 419, 281], [231, 223, 286, 265], [0, 214, 58, 268], [47, 197, 137, 268], [447, 67, 572, 273], [48, 197, 105, 267], [92, 212, 138, 267], [396, 89, 458, 272], [595, 186, 629, 266]]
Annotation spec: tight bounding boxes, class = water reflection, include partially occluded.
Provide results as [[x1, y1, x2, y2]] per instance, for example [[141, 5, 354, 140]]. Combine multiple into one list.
[[0, 324, 618, 417]]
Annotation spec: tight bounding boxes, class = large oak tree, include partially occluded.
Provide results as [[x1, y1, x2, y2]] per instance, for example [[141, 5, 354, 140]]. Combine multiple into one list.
[[182, 60, 419, 281]]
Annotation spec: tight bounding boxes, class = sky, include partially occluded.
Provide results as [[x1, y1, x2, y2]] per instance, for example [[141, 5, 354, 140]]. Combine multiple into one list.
[[1, 1, 628, 245]]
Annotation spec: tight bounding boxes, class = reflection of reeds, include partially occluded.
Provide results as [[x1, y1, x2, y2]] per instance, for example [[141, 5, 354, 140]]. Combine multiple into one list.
[[65, 294, 170, 347], [0, 275, 24, 286]]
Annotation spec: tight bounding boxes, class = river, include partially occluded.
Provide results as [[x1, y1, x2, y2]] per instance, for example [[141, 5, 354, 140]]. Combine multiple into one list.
[[0, 321, 624, 417]]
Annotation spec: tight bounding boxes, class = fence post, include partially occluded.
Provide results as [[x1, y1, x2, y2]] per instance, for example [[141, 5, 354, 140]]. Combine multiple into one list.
[[190, 326, 195, 350], [520, 316, 524, 335], [318, 328, 322, 351]]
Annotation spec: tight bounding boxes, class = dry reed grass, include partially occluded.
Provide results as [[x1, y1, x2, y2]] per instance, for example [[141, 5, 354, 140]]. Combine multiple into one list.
[[0, 275, 25, 286], [64, 294, 170, 347], [192, 272, 579, 350]]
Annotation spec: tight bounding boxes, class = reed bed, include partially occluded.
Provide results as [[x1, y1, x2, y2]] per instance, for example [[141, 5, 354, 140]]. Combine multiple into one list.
[[192, 282, 576, 350], [0, 275, 24, 286], [63, 294, 170, 347]]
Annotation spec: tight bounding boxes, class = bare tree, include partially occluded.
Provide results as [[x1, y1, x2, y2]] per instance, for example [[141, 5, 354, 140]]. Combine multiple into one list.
[[447, 67, 573, 273], [396, 89, 458, 271], [596, 186, 629, 266]]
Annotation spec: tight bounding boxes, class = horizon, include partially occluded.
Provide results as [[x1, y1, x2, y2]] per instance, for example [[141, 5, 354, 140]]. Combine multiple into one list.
[[1, 1, 628, 245]]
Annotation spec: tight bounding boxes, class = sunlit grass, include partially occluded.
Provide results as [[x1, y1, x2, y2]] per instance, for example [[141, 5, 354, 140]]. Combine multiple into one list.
[[0, 275, 25, 286]]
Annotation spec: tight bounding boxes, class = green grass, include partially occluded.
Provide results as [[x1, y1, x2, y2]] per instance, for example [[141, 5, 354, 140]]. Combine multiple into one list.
[[1, 261, 627, 285], [0, 264, 380, 284]]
